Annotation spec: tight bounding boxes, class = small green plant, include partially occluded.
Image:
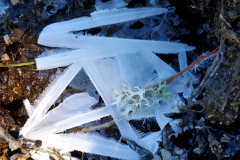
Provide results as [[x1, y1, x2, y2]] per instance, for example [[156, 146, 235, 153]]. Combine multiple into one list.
[[111, 80, 172, 116], [0, 62, 35, 67]]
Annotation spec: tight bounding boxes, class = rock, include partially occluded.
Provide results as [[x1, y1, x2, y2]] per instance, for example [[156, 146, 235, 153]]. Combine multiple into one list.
[[1, 54, 10, 61], [11, 0, 20, 6], [160, 149, 171, 160], [3, 35, 12, 45], [179, 153, 188, 160], [9, 28, 24, 42], [221, 134, 231, 143], [153, 154, 162, 160], [20, 54, 28, 62], [171, 156, 179, 160], [173, 146, 184, 155]]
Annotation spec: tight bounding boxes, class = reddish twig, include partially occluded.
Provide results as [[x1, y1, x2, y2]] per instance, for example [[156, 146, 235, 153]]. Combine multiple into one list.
[[151, 46, 219, 89], [164, 46, 219, 84]]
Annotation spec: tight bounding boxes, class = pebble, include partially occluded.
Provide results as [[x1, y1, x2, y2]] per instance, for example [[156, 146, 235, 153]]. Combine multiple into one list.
[[1, 54, 10, 61], [173, 146, 184, 155], [9, 28, 24, 41], [3, 35, 12, 45], [11, 0, 20, 6], [160, 149, 171, 160]]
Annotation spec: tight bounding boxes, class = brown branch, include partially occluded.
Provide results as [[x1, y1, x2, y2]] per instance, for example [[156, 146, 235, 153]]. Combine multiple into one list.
[[151, 46, 219, 90], [165, 46, 219, 84], [188, 39, 224, 104]]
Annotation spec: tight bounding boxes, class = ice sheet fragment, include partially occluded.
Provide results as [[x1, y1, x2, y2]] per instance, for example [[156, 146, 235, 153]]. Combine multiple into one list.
[[178, 50, 195, 98], [38, 34, 195, 53], [23, 99, 34, 117], [40, 133, 139, 160]]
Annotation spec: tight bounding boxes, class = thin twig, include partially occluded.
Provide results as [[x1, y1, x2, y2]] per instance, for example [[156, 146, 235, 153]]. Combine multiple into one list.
[[165, 46, 219, 84], [151, 46, 219, 90], [0, 62, 35, 67], [187, 39, 224, 104], [70, 120, 115, 133]]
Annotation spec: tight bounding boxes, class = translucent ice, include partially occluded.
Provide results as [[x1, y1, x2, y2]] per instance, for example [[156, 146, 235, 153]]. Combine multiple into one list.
[[22, 7, 196, 160]]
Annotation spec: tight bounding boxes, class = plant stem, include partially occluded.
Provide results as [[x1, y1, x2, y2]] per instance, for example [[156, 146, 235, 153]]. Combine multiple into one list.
[[151, 46, 219, 89], [0, 62, 35, 67], [166, 46, 219, 84]]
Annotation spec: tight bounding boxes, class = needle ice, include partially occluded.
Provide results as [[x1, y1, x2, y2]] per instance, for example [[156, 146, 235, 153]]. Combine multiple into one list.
[[21, 7, 195, 160]]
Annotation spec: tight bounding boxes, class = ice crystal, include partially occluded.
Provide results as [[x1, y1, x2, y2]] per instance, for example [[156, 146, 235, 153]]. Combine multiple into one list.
[[20, 6, 195, 160]]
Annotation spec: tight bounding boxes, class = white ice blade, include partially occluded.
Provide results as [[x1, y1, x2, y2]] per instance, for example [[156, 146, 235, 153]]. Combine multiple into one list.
[[138, 131, 161, 153], [21, 63, 82, 137], [38, 8, 167, 42], [25, 92, 107, 138], [36, 49, 129, 70], [26, 106, 110, 139], [38, 34, 195, 52], [23, 99, 34, 117], [178, 50, 195, 98], [178, 50, 187, 71], [36, 39, 194, 70], [40, 133, 139, 160]]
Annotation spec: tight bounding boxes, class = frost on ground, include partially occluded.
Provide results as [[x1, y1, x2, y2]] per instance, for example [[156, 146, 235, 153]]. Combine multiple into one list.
[[21, 7, 195, 160]]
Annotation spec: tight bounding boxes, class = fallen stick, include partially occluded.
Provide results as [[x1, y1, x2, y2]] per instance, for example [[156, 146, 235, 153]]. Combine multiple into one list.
[[165, 46, 219, 84], [151, 46, 219, 90]]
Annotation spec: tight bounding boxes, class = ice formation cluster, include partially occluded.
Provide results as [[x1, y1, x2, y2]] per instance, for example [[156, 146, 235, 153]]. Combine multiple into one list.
[[21, 3, 195, 160]]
